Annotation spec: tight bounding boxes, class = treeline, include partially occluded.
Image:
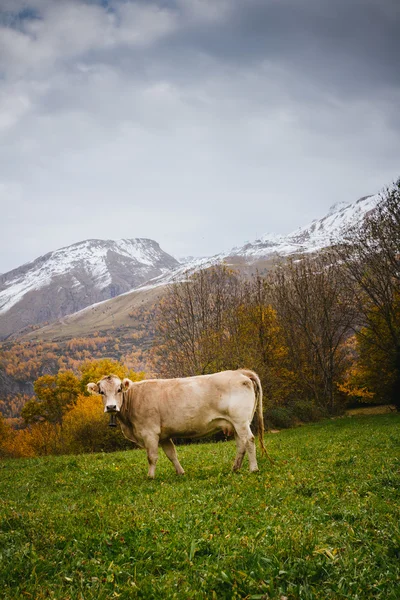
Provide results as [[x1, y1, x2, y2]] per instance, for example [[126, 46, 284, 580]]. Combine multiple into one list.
[[152, 180, 400, 425], [0, 359, 144, 458]]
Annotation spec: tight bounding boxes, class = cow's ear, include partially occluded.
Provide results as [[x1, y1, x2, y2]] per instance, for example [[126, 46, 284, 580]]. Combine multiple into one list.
[[87, 382, 99, 395], [122, 378, 134, 391]]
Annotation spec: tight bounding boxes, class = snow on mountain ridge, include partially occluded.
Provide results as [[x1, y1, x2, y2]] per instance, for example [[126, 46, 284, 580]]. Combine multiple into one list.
[[326, 201, 351, 216], [130, 191, 383, 296], [284, 193, 378, 249], [0, 238, 177, 317], [259, 232, 285, 244], [227, 193, 380, 261], [0, 191, 385, 338]]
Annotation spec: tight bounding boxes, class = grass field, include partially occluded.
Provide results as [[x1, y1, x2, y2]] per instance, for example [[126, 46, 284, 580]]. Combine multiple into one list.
[[1, 414, 399, 599]]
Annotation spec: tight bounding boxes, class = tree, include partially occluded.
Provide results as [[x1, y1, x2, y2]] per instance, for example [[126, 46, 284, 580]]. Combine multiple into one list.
[[153, 268, 292, 413], [224, 275, 292, 406], [0, 414, 11, 457], [270, 253, 357, 411], [153, 265, 243, 377], [20, 371, 81, 454], [21, 371, 81, 426], [340, 300, 400, 405], [335, 179, 400, 408]]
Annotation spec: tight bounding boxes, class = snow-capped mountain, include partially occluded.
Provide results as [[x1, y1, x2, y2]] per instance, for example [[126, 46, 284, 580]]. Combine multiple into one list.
[[0, 238, 178, 338], [0, 190, 384, 340], [227, 193, 380, 261], [134, 192, 382, 292]]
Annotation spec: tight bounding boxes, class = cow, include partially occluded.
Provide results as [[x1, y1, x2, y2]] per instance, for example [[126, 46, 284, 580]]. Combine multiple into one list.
[[87, 369, 267, 478]]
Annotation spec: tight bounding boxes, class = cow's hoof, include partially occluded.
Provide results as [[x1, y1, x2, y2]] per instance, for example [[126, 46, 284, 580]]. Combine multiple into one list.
[[250, 467, 260, 473]]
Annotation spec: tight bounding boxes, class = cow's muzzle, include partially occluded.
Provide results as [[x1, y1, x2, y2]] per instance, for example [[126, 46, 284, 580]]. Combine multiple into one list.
[[106, 405, 117, 412]]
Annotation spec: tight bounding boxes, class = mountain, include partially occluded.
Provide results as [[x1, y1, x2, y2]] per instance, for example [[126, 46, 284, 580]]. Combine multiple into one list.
[[132, 193, 382, 289], [2, 191, 383, 343], [0, 238, 179, 339], [226, 193, 380, 262], [16, 191, 383, 345]]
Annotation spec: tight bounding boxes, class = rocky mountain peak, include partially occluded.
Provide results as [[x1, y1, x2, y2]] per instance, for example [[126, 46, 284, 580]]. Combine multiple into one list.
[[0, 237, 178, 338], [224, 192, 381, 262]]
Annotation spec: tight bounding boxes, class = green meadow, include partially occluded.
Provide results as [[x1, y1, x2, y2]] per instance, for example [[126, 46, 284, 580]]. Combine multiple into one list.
[[1, 414, 399, 599]]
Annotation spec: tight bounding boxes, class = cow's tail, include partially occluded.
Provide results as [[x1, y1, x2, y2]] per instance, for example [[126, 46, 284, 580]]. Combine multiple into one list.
[[241, 369, 273, 463]]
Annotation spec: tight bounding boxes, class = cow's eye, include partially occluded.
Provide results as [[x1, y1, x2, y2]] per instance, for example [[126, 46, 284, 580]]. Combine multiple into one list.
[[99, 390, 104, 395], [117, 387, 122, 393]]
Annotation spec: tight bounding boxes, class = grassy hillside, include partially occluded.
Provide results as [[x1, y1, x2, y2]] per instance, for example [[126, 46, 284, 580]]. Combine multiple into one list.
[[20, 286, 163, 342], [1, 415, 399, 599]]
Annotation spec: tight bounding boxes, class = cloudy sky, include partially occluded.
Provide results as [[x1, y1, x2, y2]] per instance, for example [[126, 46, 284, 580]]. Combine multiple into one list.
[[0, 0, 399, 273]]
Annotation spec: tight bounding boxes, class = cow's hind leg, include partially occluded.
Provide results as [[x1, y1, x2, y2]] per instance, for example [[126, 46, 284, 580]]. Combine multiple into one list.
[[233, 433, 246, 471], [161, 439, 185, 475], [245, 426, 259, 473], [143, 435, 159, 479], [232, 423, 259, 473]]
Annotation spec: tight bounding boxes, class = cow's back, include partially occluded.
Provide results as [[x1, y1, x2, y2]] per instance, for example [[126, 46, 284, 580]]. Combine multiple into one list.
[[122, 370, 257, 441]]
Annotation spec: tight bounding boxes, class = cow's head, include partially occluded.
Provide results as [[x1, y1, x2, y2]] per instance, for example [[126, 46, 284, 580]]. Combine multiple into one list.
[[87, 374, 134, 413]]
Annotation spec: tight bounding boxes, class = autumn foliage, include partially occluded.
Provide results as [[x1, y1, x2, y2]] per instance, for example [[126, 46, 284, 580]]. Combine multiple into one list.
[[0, 359, 144, 458], [153, 181, 400, 417]]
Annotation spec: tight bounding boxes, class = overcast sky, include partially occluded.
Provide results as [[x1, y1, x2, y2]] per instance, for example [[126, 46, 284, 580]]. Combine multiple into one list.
[[0, 0, 399, 273]]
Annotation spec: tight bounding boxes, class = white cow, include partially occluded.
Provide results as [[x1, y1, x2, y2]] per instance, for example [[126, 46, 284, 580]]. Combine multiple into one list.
[[87, 369, 267, 478]]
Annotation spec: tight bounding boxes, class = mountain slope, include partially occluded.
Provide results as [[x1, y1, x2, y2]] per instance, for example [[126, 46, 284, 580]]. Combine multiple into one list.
[[19, 191, 383, 344], [0, 238, 179, 339], [227, 193, 380, 261], [130, 193, 382, 290]]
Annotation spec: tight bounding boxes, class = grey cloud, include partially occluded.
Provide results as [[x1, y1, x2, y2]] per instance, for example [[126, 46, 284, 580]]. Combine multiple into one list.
[[0, 0, 399, 272], [154, 0, 400, 97]]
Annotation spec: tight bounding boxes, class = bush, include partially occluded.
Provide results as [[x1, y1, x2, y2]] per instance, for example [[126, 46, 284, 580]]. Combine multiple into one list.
[[291, 400, 324, 423], [0, 426, 38, 458], [63, 394, 131, 454], [265, 406, 295, 429]]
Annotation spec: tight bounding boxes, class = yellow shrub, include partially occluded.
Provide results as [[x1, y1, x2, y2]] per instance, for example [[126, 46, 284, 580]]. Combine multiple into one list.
[[63, 394, 129, 453]]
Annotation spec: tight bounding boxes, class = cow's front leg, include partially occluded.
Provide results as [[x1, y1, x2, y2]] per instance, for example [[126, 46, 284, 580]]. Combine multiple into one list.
[[161, 439, 185, 475], [143, 436, 159, 479]]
